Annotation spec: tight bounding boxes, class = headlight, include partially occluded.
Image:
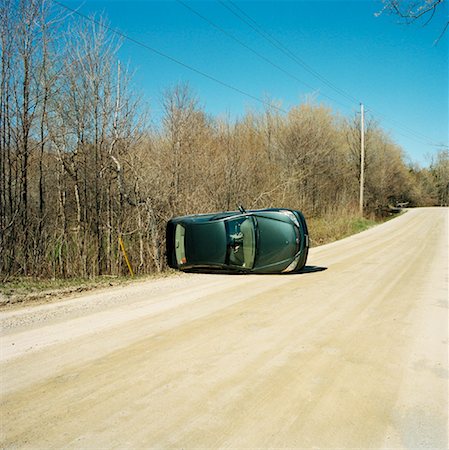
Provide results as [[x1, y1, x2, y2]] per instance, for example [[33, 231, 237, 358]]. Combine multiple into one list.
[[280, 210, 300, 228], [282, 253, 301, 273]]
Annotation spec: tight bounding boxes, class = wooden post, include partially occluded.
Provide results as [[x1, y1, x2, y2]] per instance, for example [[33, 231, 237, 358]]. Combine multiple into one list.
[[119, 235, 134, 277]]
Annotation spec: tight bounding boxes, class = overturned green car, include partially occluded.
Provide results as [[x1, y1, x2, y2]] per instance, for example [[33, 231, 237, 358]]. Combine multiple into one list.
[[166, 207, 309, 274]]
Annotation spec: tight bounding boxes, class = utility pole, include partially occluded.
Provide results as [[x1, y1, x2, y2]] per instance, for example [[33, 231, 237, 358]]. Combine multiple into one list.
[[359, 103, 365, 215]]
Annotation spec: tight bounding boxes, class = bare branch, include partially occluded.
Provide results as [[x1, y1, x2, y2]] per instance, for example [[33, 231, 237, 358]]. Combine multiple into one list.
[[377, 0, 448, 41]]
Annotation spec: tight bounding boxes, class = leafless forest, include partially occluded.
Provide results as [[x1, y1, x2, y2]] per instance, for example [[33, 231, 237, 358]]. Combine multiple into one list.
[[1, 0, 448, 279]]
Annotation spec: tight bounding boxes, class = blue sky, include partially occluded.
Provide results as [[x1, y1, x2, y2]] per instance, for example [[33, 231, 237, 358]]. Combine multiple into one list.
[[62, 0, 448, 166]]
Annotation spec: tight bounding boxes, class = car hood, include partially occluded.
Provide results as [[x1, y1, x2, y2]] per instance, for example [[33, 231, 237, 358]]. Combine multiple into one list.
[[184, 221, 227, 265], [255, 217, 298, 269]]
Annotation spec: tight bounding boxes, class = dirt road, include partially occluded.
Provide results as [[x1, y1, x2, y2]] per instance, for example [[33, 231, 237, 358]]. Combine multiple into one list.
[[1, 207, 447, 449]]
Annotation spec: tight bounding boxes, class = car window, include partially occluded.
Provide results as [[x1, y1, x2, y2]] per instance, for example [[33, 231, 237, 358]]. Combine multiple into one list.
[[175, 224, 186, 265], [226, 217, 256, 269]]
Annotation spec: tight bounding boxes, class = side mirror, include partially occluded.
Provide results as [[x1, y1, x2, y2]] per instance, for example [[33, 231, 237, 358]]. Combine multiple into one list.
[[237, 204, 246, 214]]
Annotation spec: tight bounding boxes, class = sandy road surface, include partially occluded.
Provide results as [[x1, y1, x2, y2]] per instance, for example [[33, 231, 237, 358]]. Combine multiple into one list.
[[1, 208, 448, 449]]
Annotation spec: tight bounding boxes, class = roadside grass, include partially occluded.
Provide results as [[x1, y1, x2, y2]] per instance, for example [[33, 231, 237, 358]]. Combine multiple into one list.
[[1, 211, 400, 308], [0, 271, 177, 308], [307, 211, 389, 247]]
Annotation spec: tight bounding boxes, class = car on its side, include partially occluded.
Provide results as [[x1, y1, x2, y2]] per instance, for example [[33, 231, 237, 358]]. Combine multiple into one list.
[[166, 206, 309, 274]]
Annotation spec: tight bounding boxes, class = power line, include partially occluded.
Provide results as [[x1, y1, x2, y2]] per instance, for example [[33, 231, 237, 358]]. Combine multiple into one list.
[[221, 0, 361, 105], [214, 0, 445, 148], [54, 0, 445, 150], [52, 0, 288, 114], [176, 0, 355, 112], [366, 106, 445, 145], [221, 0, 444, 147], [358, 106, 444, 148]]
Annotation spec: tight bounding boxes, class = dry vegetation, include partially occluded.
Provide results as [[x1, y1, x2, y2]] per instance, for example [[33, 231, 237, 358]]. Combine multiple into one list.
[[1, 0, 448, 281]]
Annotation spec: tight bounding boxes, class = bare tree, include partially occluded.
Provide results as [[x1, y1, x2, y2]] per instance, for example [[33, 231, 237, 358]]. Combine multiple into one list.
[[0, 0, 58, 276], [0, 0, 16, 275], [430, 149, 449, 205], [161, 83, 205, 215]]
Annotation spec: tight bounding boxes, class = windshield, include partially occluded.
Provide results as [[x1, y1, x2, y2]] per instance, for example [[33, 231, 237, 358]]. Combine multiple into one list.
[[225, 216, 256, 269]]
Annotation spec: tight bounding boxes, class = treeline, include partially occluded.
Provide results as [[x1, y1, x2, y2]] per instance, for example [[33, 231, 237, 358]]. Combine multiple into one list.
[[1, 0, 448, 279]]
